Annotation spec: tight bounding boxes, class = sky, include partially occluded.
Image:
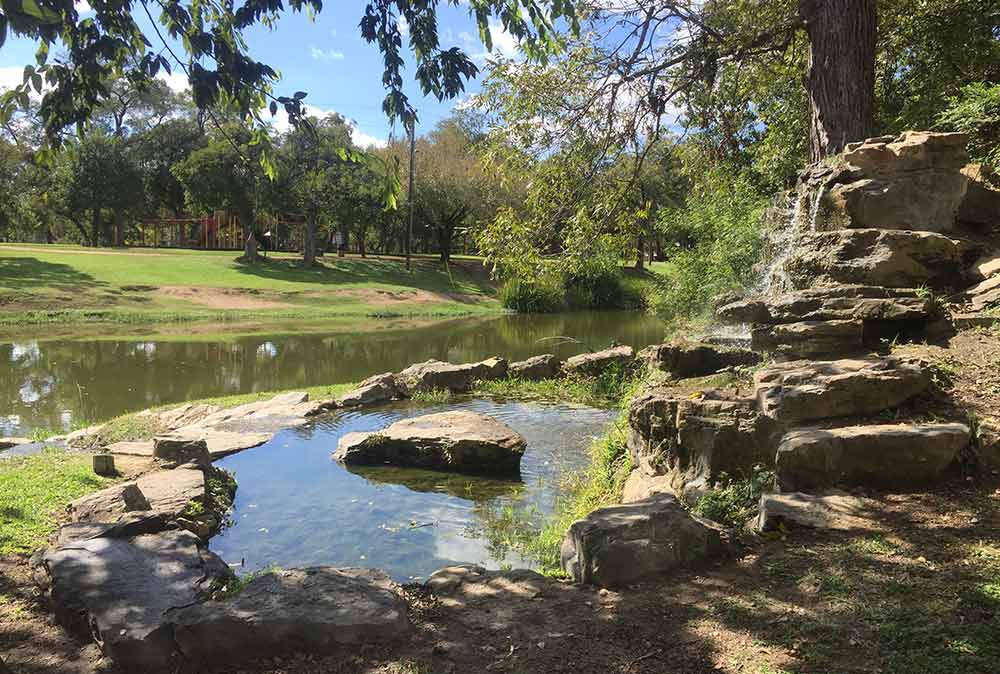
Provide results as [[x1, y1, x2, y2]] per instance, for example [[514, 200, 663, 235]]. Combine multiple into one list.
[[0, 2, 523, 148]]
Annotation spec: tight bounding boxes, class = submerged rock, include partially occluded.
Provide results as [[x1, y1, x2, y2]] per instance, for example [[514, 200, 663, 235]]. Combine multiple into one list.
[[639, 341, 760, 378], [560, 494, 728, 587], [754, 357, 929, 423], [170, 567, 409, 666], [775, 422, 969, 491], [562, 346, 635, 376], [35, 529, 229, 672], [785, 228, 977, 290], [508, 353, 561, 380], [333, 410, 526, 475]]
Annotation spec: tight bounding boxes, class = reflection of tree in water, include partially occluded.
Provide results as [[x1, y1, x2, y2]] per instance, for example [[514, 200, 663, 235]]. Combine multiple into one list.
[[467, 497, 544, 569]]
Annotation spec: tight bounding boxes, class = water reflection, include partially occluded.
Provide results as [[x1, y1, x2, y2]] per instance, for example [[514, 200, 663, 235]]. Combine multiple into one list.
[[0, 311, 664, 435], [209, 398, 615, 580]]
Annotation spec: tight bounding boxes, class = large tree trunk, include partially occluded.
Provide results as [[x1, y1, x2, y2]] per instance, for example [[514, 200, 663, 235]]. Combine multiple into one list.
[[240, 210, 259, 261], [635, 233, 645, 270], [90, 209, 101, 247], [303, 211, 317, 266], [113, 207, 125, 247], [799, 0, 876, 161]]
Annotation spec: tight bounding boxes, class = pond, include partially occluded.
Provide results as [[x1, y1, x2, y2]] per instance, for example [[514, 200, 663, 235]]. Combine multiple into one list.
[[0, 311, 664, 436], [209, 397, 617, 581]]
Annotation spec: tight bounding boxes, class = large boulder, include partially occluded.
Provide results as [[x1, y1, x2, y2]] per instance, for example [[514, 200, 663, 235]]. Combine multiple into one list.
[[824, 132, 970, 233], [34, 529, 229, 672], [754, 357, 930, 423], [751, 319, 864, 359], [785, 228, 977, 290], [336, 372, 403, 407], [775, 422, 969, 491], [958, 164, 1000, 228], [627, 388, 777, 494], [170, 567, 409, 666], [395, 357, 508, 394], [717, 285, 936, 325], [638, 341, 760, 378], [966, 274, 1000, 312], [560, 494, 728, 587], [333, 410, 526, 475], [562, 346, 635, 376], [508, 353, 561, 380]]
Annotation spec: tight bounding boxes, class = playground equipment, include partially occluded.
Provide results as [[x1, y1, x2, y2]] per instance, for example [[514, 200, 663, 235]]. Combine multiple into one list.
[[133, 212, 307, 251]]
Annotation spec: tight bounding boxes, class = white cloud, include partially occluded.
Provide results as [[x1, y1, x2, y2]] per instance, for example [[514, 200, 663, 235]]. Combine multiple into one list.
[[156, 70, 189, 93], [267, 103, 387, 149], [0, 66, 23, 92], [310, 47, 345, 62], [470, 19, 521, 64], [397, 15, 410, 37], [75, 1, 94, 14]]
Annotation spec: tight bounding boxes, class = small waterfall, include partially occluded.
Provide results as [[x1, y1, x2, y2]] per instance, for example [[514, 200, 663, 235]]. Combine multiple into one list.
[[757, 179, 827, 297]]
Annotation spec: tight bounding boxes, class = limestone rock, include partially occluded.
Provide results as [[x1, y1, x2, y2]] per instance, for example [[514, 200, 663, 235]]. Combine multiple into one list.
[[843, 131, 969, 174], [627, 388, 776, 489], [717, 286, 935, 325], [68, 482, 151, 523], [785, 228, 976, 290], [508, 354, 561, 380], [751, 320, 864, 359], [638, 341, 760, 378], [37, 529, 228, 671], [775, 422, 969, 491], [754, 357, 929, 423], [68, 467, 206, 524], [756, 491, 881, 532], [972, 420, 1000, 476], [967, 274, 1000, 312], [562, 346, 635, 376], [958, 165, 1000, 228], [560, 494, 727, 587], [153, 434, 211, 468], [425, 564, 548, 598], [621, 470, 676, 503], [333, 410, 526, 475], [170, 567, 409, 666], [0, 437, 29, 450], [336, 372, 403, 407], [396, 357, 507, 394]]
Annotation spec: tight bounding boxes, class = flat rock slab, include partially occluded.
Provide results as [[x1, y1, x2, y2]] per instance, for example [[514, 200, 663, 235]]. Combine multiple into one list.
[[508, 353, 561, 380], [560, 494, 727, 588], [621, 470, 676, 503], [775, 422, 970, 491], [639, 341, 760, 378], [757, 491, 882, 532], [755, 357, 929, 423], [334, 411, 526, 475], [336, 372, 403, 407], [426, 565, 548, 598], [69, 467, 205, 523], [170, 567, 409, 666], [751, 320, 864, 359], [717, 285, 935, 325], [562, 346, 635, 376], [0, 437, 30, 450], [38, 530, 227, 672], [785, 228, 976, 290]]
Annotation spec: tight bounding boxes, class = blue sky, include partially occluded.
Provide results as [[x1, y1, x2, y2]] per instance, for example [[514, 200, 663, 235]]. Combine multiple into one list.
[[0, 2, 522, 146]]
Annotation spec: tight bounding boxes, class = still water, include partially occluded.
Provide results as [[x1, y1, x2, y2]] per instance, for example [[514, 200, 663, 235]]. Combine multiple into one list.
[[0, 311, 664, 435], [210, 397, 616, 580]]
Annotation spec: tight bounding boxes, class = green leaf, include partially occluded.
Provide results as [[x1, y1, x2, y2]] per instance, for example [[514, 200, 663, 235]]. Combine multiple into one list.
[[269, 101, 277, 116], [31, 73, 42, 93], [0, 16, 7, 50], [19, 0, 61, 24]]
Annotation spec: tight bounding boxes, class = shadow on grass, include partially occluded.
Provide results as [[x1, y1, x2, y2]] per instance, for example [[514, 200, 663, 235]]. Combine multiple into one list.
[[231, 256, 495, 295], [0, 258, 104, 293]]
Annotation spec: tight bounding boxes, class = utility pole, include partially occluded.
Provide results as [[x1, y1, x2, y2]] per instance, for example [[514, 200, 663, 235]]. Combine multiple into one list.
[[406, 122, 416, 271]]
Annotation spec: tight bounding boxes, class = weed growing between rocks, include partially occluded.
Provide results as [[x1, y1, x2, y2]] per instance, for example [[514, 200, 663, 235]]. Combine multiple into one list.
[[410, 388, 454, 404], [692, 465, 775, 529], [476, 362, 648, 407]]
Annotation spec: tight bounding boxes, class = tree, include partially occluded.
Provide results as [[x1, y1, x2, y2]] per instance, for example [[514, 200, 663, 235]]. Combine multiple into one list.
[[135, 116, 208, 218], [0, 0, 577, 142], [172, 127, 266, 260], [799, 0, 876, 160]]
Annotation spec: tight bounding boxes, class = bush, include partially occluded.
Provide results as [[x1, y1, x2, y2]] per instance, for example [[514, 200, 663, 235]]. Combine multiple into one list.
[[498, 277, 565, 313], [937, 82, 1000, 170], [692, 464, 774, 529], [563, 267, 626, 310]]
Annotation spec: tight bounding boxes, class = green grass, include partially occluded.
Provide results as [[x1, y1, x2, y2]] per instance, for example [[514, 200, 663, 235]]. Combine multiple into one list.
[[0, 245, 499, 326], [475, 364, 646, 407], [0, 448, 119, 554]]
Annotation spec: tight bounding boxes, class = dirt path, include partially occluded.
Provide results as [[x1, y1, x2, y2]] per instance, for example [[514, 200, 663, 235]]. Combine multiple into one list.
[[3, 485, 998, 674]]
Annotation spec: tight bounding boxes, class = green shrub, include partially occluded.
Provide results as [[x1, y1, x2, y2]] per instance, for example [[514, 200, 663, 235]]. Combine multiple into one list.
[[563, 267, 626, 309], [937, 82, 1000, 171], [498, 277, 565, 313], [692, 464, 774, 529]]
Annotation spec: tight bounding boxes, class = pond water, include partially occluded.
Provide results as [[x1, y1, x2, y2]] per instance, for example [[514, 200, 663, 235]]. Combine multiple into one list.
[[209, 397, 616, 581], [0, 311, 664, 436]]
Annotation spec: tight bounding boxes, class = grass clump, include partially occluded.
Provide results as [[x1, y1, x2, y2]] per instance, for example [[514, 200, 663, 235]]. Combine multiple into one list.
[[210, 564, 284, 600], [691, 464, 774, 529], [410, 388, 454, 404], [497, 277, 565, 313], [0, 448, 119, 554], [476, 362, 643, 407]]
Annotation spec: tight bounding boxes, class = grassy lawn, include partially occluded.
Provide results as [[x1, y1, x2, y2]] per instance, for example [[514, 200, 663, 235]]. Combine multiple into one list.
[[0, 449, 118, 555], [0, 244, 499, 326]]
